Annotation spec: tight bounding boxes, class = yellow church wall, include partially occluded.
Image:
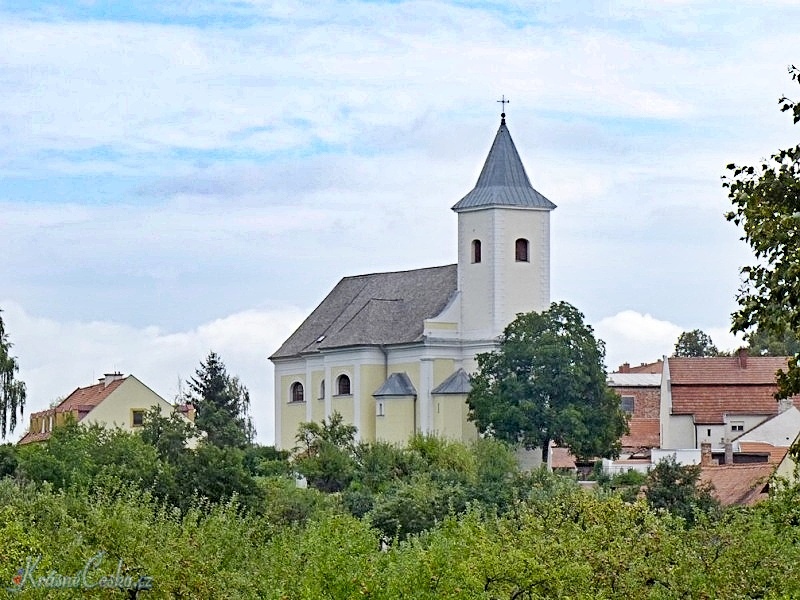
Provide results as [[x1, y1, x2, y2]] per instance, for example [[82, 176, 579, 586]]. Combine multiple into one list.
[[376, 396, 416, 445], [280, 373, 306, 450], [358, 363, 386, 443], [311, 370, 325, 421], [332, 395, 354, 426], [433, 359, 456, 387]]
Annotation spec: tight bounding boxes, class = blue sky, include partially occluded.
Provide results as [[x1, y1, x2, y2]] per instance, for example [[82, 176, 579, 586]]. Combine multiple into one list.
[[2, 0, 799, 443]]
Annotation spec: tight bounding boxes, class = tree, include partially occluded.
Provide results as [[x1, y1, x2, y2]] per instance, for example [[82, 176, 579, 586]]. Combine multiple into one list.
[[644, 456, 718, 526], [467, 302, 628, 462], [187, 352, 255, 448], [673, 329, 720, 357], [0, 310, 26, 439], [725, 65, 800, 398], [746, 324, 800, 357], [294, 412, 357, 492]]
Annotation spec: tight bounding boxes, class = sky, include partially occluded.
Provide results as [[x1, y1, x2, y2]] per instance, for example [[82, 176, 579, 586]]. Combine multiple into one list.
[[1, 0, 799, 445]]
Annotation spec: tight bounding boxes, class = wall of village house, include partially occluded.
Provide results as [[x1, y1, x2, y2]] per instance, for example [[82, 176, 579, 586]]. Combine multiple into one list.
[[616, 386, 660, 449], [83, 377, 174, 431]]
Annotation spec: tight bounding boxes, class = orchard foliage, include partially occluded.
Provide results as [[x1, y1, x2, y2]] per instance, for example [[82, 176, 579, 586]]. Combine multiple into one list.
[[1, 472, 800, 598]]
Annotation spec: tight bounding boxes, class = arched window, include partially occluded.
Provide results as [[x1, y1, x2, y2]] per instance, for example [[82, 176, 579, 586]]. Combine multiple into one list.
[[290, 381, 304, 403], [515, 238, 529, 262], [337, 374, 351, 395], [319, 379, 325, 400], [471, 239, 482, 263]]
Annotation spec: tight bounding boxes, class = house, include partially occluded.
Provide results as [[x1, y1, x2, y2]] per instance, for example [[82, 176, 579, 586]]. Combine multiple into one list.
[[18, 372, 194, 444], [608, 361, 663, 451], [660, 351, 799, 450], [697, 443, 775, 506], [270, 112, 556, 451], [733, 405, 800, 464]]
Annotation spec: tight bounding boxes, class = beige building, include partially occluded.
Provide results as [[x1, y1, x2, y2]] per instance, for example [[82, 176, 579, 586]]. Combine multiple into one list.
[[271, 114, 556, 450], [18, 372, 195, 444]]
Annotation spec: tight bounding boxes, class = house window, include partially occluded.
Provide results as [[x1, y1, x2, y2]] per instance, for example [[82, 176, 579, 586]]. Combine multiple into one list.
[[319, 379, 325, 400], [290, 382, 304, 403], [707, 429, 712, 437], [376, 401, 385, 417], [515, 238, 529, 262], [337, 374, 351, 395], [131, 409, 145, 427], [471, 239, 482, 263], [731, 421, 745, 432], [620, 395, 635, 415]]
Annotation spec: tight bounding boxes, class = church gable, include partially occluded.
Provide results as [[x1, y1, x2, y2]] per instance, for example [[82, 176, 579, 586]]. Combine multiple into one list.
[[271, 265, 457, 359]]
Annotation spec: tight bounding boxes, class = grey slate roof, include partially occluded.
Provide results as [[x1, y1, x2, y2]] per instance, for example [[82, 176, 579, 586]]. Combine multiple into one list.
[[373, 372, 417, 396], [270, 265, 457, 359], [431, 368, 472, 394], [451, 118, 556, 212]]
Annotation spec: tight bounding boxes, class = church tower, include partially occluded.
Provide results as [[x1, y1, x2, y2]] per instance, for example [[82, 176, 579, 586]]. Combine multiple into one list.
[[452, 113, 556, 341]]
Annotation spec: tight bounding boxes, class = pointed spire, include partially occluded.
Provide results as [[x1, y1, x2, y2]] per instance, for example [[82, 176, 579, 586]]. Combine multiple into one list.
[[452, 116, 556, 212]]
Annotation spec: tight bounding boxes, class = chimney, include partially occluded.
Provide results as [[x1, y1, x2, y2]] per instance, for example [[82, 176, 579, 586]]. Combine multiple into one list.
[[779, 397, 794, 413], [737, 347, 748, 369], [100, 372, 124, 387], [724, 441, 734, 465], [700, 442, 713, 466], [618, 363, 630, 373]]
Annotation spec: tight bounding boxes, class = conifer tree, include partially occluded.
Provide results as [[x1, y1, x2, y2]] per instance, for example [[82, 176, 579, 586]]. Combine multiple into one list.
[[187, 351, 255, 448]]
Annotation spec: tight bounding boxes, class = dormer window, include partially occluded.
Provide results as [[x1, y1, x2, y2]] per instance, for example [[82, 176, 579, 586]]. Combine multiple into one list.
[[471, 240, 482, 263], [515, 238, 529, 262]]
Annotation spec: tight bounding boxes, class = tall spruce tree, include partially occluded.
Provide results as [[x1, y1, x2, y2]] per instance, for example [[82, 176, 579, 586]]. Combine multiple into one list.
[[187, 351, 255, 448], [0, 309, 26, 439]]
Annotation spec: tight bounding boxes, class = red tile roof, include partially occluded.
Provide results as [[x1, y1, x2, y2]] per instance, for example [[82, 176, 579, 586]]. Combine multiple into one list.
[[738, 442, 790, 464], [550, 447, 577, 470], [622, 420, 660, 448], [699, 463, 775, 506], [18, 377, 127, 445], [669, 356, 790, 385], [668, 356, 798, 424], [17, 431, 50, 445], [58, 378, 125, 412]]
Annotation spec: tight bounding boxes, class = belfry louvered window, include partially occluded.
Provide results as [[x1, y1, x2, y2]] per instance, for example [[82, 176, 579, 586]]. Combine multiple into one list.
[[515, 238, 529, 262]]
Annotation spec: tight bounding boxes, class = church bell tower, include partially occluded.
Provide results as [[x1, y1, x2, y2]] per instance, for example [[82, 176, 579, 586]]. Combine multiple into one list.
[[452, 110, 556, 341]]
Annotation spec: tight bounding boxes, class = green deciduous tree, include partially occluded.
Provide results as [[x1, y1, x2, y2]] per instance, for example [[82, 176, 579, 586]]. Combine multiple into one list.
[[746, 324, 800, 357], [725, 65, 800, 398], [674, 329, 720, 357], [0, 310, 26, 440], [467, 302, 628, 462], [187, 351, 255, 448], [645, 456, 719, 526], [295, 412, 357, 493]]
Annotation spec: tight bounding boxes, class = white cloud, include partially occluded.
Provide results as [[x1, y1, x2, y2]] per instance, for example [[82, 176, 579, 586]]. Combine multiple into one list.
[[594, 310, 745, 372], [0, 300, 307, 445]]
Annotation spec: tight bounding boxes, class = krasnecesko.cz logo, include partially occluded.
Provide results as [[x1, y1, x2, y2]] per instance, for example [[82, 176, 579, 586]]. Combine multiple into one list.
[[8, 552, 153, 593]]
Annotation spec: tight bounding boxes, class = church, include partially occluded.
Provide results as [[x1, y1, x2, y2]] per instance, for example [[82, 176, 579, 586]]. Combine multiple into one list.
[[270, 111, 556, 451]]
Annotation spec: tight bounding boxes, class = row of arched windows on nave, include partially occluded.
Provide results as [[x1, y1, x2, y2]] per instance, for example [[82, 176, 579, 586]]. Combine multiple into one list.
[[471, 238, 530, 264], [290, 374, 351, 403]]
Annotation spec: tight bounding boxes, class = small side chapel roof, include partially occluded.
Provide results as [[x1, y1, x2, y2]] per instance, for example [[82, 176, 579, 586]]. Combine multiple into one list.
[[452, 117, 556, 212], [374, 373, 417, 397], [270, 265, 457, 359], [432, 368, 472, 394]]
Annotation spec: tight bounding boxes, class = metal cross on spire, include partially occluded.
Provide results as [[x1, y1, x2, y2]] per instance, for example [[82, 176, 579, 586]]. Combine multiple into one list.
[[497, 95, 509, 123]]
